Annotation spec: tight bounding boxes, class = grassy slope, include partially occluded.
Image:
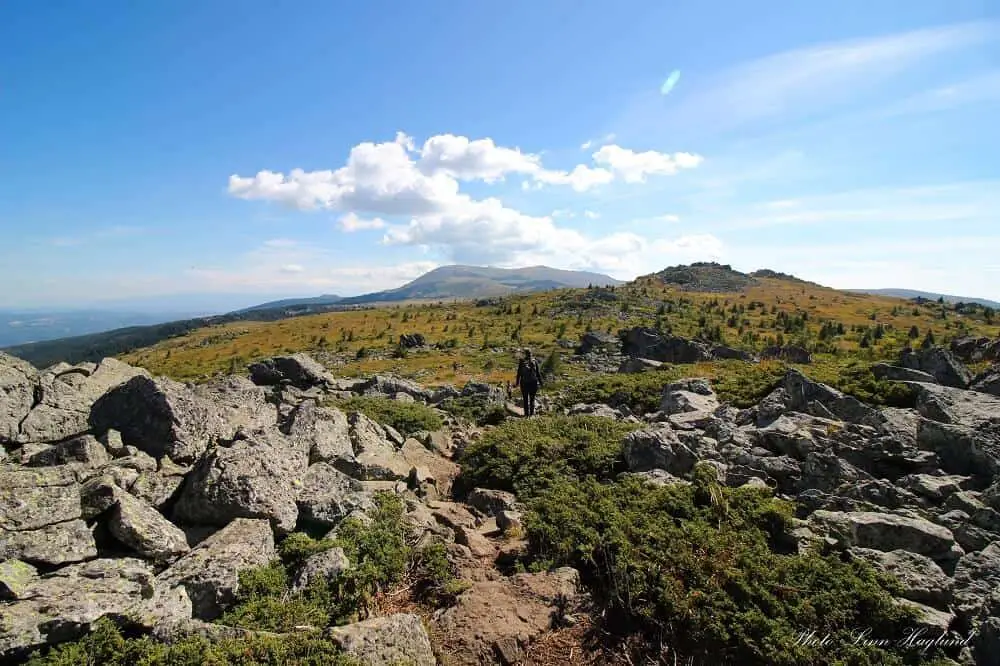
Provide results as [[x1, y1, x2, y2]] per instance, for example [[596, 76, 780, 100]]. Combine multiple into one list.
[[120, 276, 997, 387]]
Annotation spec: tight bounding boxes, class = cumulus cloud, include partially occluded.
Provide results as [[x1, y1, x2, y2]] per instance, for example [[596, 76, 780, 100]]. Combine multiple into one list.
[[339, 213, 387, 232], [229, 131, 713, 272], [592, 145, 705, 183], [417, 134, 541, 182]]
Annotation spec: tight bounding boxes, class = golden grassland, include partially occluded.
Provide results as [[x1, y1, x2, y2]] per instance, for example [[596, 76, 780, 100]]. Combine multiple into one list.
[[120, 277, 997, 386]]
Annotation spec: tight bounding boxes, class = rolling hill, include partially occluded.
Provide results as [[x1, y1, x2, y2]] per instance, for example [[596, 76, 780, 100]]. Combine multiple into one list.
[[852, 288, 1000, 309], [1, 265, 621, 367], [336, 265, 622, 304]]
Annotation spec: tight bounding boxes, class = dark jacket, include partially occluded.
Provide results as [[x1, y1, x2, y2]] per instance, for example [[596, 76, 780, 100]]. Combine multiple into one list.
[[515, 358, 542, 390]]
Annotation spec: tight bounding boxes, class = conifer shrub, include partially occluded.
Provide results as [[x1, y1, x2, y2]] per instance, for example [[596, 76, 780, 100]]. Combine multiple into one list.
[[329, 395, 443, 436]]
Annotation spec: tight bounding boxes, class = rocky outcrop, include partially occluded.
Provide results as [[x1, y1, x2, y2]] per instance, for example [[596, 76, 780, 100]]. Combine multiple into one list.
[[173, 432, 305, 534], [972, 364, 1000, 397], [295, 462, 371, 528], [17, 358, 147, 444], [761, 345, 812, 364], [950, 336, 1000, 363], [155, 518, 275, 621], [0, 352, 38, 445], [577, 331, 617, 355], [248, 353, 335, 389], [285, 401, 353, 465], [900, 346, 973, 388], [0, 558, 168, 659], [620, 328, 712, 363], [108, 490, 189, 563], [326, 613, 436, 666], [398, 333, 426, 348], [871, 363, 938, 383]]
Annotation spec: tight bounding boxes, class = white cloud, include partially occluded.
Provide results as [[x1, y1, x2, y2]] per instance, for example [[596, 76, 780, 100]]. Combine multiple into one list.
[[417, 134, 540, 182], [532, 164, 615, 191], [584, 210, 600, 219], [592, 145, 704, 183], [280, 264, 305, 273], [339, 212, 387, 232], [263, 238, 298, 248]]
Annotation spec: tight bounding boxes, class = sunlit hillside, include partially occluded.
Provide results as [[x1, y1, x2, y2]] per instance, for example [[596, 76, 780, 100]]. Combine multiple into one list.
[[121, 271, 997, 391]]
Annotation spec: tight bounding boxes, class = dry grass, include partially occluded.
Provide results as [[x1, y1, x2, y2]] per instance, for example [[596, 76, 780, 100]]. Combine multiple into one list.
[[120, 278, 997, 385]]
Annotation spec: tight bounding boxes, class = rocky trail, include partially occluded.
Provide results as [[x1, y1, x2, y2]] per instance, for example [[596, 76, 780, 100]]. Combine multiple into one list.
[[2, 343, 1000, 664]]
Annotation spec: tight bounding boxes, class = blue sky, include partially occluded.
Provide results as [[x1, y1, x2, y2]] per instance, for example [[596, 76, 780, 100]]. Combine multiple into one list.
[[1, 0, 998, 309]]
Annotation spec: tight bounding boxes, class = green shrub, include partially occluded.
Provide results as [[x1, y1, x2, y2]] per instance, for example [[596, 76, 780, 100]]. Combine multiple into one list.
[[438, 395, 508, 426], [330, 396, 443, 437], [524, 474, 936, 666], [456, 415, 638, 500], [278, 532, 337, 567], [710, 360, 787, 407], [26, 617, 359, 666], [832, 362, 920, 408]]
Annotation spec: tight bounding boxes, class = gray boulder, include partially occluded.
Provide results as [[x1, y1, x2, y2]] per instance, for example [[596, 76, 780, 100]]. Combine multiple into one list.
[[810, 510, 957, 560], [326, 613, 436, 666], [0, 559, 38, 601], [871, 363, 938, 383], [951, 543, 1000, 622], [295, 462, 370, 528], [156, 518, 275, 621], [90, 374, 243, 463], [466, 488, 519, 517], [951, 336, 1000, 363], [0, 466, 82, 531], [173, 433, 304, 534], [972, 365, 1000, 397], [285, 401, 353, 465], [782, 369, 881, 427], [850, 548, 953, 606], [248, 353, 335, 389], [0, 352, 38, 445], [25, 434, 111, 470], [900, 346, 973, 388], [578, 331, 617, 355], [0, 519, 97, 566], [660, 378, 719, 416], [109, 490, 190, 563], [291, 546, 350, 593], [17, 358, 147, 444], [620, 328, 712, 363], [357, 375, 433, 402], [623, 426, 698, 476], [334, 412, 411, 481], [0, 558, 157, 659], [192, 375, 276, 433], [618, 357, 663, 374]]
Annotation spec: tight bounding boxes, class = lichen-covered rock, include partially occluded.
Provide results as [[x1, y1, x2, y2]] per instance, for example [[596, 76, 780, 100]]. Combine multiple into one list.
[[25, 434, 111, 469], [0, 352, 37, 445], [173, 434, 304, 534], [90, 375, 238, 463], [900, 346, 973, 388], [659, 378, 719, 416], [0, 558, 156, 659], [871, 363, 938, 383], [18, 358, 147, 443], [291, 546, 350, 593], [0, 466, 82, 531], [295, 462, 371, 528], [782, 369, 882, 427], [192, 374, 276, 434], [0, 519, 97, 566], [326, 613, 436, 666], [0, 559, 38, 601], [333, 412, 411, 481], [109, 490, 190, 563], [466, 488, 519, 517], [156, 518, 276, 621], [285, 401, 353, 465]]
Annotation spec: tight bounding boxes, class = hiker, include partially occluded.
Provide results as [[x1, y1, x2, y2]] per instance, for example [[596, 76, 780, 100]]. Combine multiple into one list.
[[514, 348, 543, 417]]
